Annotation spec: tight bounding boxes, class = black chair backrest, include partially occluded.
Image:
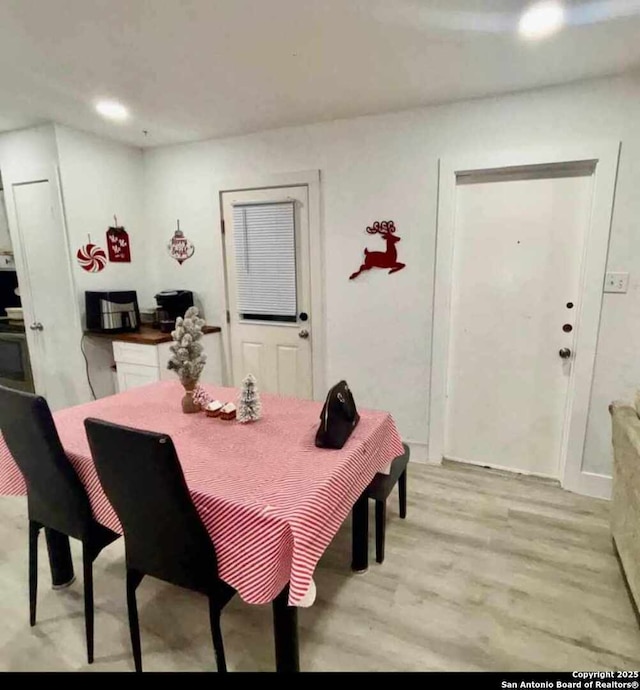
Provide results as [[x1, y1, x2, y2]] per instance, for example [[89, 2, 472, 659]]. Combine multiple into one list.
[[0, 385, 92, 538], [84, 418, 219, 594]]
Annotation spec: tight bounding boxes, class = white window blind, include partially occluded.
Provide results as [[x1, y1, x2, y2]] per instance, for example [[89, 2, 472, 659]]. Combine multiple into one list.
[[233, 201, 297, 321]]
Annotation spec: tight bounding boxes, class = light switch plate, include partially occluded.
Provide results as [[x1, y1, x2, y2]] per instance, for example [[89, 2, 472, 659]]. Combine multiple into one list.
[[604, 272, 629, 293]]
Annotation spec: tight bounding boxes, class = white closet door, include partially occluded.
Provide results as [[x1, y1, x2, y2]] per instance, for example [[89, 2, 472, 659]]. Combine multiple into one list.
[[12, 177, 87, 409], [445, 167, 594, 477]]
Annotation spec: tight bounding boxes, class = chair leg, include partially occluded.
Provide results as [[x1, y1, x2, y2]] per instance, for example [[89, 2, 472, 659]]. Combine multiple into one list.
[[375, 500, 386, 564], [82, 543, 94, 664], [28, 521, 40, 627], [399, 468, 407, 519], [126, 569, 144, 673], [208, 598, 227, 673], [351, 491, 369, 572]]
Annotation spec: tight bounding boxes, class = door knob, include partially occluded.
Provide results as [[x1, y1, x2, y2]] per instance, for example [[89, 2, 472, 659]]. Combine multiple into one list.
[[559, 347, 571, 359], [298, 329, 309, 339], [29, 322, 44, 332]]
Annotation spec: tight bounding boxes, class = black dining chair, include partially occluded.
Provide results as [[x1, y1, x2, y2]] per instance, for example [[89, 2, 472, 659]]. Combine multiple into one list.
[[0, 385, 119, 664], [367, 443, 410, 564], [84, 417, 236, 673]]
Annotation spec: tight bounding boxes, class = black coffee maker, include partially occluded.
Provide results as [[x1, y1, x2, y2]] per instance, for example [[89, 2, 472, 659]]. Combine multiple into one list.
[[154, 290, 194, 332]]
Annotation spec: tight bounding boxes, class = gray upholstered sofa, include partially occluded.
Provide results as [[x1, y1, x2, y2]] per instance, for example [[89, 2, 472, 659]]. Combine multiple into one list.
[[610, 399, 640, 609]]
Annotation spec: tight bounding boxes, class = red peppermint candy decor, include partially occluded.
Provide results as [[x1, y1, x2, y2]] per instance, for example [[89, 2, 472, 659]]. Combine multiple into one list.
[[77, 242, 107, 273], [106, 216, 131, 263]]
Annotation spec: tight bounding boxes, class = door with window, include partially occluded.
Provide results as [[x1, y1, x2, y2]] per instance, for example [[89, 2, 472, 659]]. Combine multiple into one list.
[[221, 186, 313, 398]]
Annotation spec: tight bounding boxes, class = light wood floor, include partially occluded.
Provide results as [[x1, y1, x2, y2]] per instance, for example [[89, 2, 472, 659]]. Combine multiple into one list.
[[0, 461, 638, 671]]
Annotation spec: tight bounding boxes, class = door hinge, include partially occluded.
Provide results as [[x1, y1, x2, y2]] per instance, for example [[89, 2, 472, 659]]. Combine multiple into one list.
[[221, 218, 225, 235], [226, 310, 230, 324]]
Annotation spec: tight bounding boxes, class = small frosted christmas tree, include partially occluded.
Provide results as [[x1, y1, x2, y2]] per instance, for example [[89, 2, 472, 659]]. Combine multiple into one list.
[[238, 373, 262, 423], [167, 306, 207, 387]]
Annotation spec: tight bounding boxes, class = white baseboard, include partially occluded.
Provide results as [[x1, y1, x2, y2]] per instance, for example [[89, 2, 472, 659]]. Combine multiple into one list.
[[408, 444, 612, 499], [444, 454, 612, 500], [404, 441, 434, 465], [563, 471, 612, 500], [444, 454, 559, 482]]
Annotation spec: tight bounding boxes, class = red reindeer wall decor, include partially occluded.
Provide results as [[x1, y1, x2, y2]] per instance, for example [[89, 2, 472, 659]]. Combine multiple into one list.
[[349, 220, 406, 280]]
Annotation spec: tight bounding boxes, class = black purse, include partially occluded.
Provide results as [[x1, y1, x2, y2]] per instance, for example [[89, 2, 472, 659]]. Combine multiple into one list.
[[315, 380, 360, 449]]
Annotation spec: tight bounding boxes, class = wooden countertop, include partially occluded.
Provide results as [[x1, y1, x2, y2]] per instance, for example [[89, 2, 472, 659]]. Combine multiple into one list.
[[84, 324, 221, 345]]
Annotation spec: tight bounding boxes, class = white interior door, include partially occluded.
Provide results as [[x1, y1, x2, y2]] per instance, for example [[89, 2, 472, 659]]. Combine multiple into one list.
[[222, 186, 313, 398], [445, 165, 595, 477], [11, 177, 86, 409]]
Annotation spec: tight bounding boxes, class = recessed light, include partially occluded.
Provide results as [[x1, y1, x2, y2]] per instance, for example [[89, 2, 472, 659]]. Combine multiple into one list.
[[519, 1, 565, 40], [95, 99, 129, 122]]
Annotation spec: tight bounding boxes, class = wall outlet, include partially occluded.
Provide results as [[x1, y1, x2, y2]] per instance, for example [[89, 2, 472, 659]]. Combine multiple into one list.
[[604, 272, 629, 294]]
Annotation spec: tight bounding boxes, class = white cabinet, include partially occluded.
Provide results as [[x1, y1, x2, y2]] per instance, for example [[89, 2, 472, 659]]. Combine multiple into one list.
[[116, 361, 160, 391], [113, 340, 160, 368], [113, 331, 223, 393]]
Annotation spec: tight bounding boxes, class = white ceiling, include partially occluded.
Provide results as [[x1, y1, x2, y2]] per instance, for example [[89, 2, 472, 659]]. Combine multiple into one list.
[[0, 0, 639, 147]]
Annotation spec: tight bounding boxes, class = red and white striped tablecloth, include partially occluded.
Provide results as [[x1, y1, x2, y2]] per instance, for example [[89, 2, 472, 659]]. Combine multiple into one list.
[[0, 381, 404, 606]]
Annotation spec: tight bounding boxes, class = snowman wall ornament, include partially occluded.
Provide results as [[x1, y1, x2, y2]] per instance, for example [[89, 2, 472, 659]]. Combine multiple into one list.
[[167, 220, 195, 265]]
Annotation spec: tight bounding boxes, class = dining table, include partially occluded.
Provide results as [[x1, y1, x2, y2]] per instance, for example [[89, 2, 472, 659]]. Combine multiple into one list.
[[0, 380, 405, 671]]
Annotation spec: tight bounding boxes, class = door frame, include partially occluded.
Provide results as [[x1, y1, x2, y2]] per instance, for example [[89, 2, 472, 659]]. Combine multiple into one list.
[[217, 170, 325, 400], [429, 142, 620, 499]]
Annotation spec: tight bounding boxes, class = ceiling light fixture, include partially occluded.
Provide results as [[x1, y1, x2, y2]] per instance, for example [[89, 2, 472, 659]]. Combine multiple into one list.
[[519, 1, 565, 39], [95, 99, 129, 122]]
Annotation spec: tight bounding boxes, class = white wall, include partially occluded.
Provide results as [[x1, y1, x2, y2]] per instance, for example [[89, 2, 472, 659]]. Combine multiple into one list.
[[143, 73, 640, 477], [0, 124, 93, 407], [55, 125, 147, 398], [0, 125, 63, 322], [1, 76, 636, 478], [0, 124, 59, 183], [0, 124, 147, 403], [55, 125, 149, 308]]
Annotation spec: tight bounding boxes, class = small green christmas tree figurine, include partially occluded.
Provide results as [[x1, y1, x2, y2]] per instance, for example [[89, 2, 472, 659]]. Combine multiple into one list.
[[238, 373, 262, 423]]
